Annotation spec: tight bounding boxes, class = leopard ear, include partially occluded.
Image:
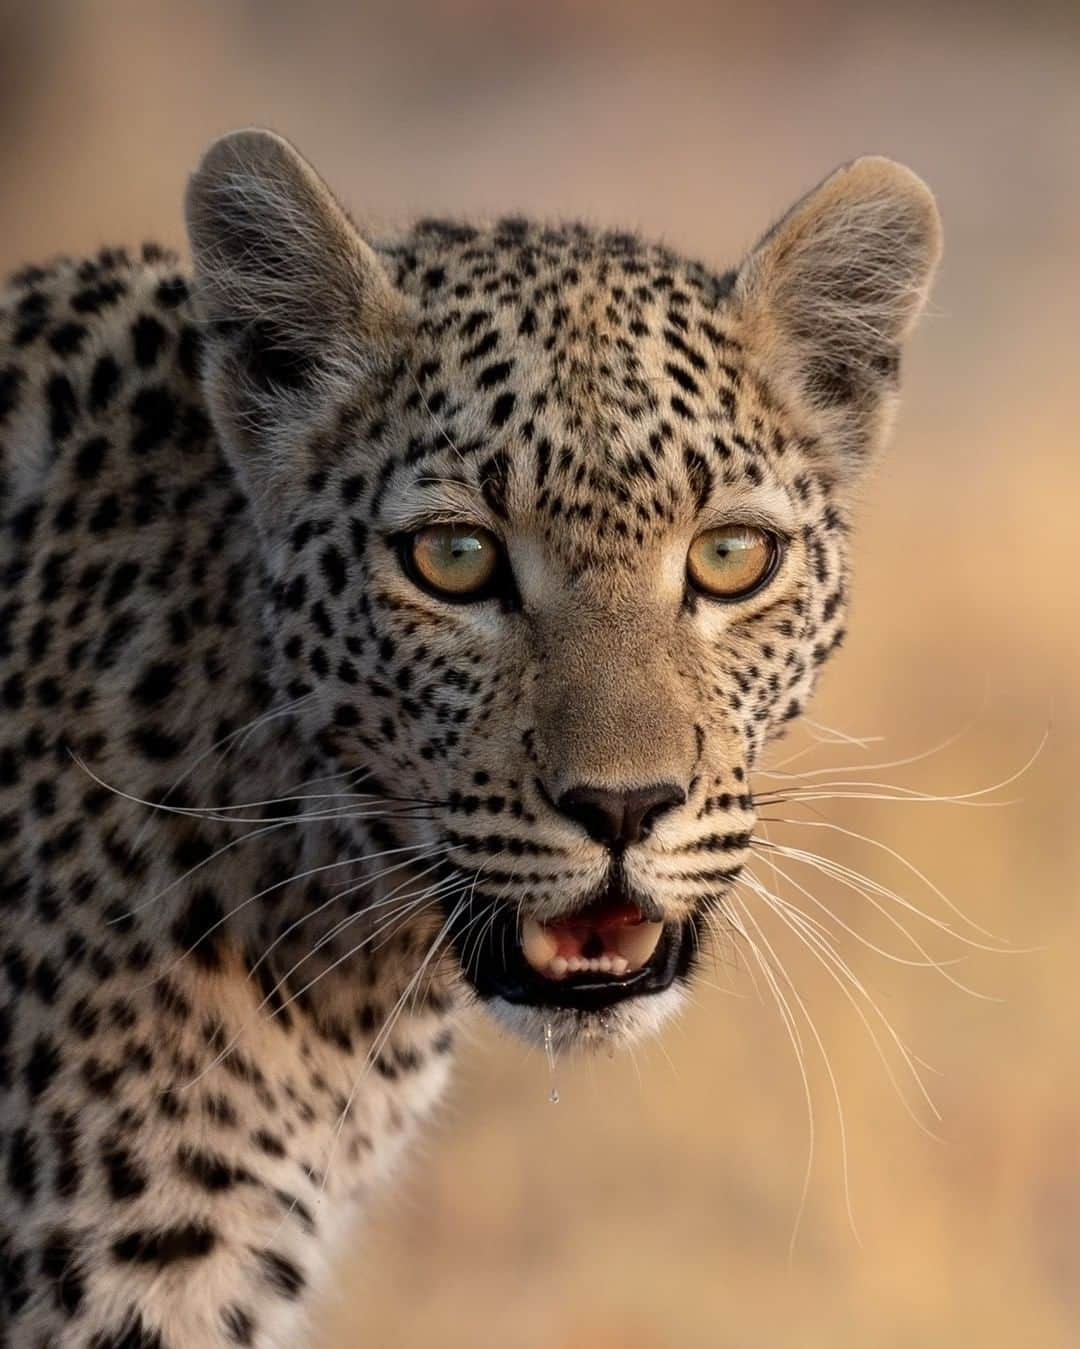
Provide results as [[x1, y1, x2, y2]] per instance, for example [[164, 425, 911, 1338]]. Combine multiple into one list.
[[185, 129, 409, 497], [733, 156, 942, 476]]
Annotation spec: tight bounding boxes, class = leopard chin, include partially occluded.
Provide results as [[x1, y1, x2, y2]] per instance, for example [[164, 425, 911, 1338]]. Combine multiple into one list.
[[487, 984, 689, 1054]]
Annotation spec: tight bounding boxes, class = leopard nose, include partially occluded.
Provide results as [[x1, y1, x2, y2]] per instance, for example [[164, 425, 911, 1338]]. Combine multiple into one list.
[[555, 783, 686, 849]]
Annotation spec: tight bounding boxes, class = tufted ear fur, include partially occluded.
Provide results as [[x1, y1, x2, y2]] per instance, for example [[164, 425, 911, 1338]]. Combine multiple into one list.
[[185, 129, 410, 509], [733, 156, 942, 475]]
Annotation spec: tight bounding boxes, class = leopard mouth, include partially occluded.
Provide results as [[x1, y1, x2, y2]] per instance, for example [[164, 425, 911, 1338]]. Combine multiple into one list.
[[447, 876, 697, 1013]]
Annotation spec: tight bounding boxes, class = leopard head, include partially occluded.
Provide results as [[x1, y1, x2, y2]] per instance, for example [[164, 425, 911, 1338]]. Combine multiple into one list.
[[186, 130, 941, 1049]]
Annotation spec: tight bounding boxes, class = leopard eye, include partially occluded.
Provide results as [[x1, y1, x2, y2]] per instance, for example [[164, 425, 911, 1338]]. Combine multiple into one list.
[[403, 524, 502, 601], [687, 524, 779, 600]]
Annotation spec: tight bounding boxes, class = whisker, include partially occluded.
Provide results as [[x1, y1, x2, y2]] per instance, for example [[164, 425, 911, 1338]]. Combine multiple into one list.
[[160, 783, 450, 818], [115, 818, 294, 921], [146, 840, 449, 988], [752, 783, 1015, 809], [71, 752, 444, 827], [754, 815, 1007, 943], [129, 692, 315, 850], [174, 869, 462, 1092], [108, 798, 441, 924], [170, 896, 440, 1094], [242, 846, 454, 981], [454, 894, 502, 986], [801, 717, 885, 749], [740, 873, 943, 1137], [292, 894, 470, 1235], [702, 903, 763, 1002], [751, 839, 999, 988], [758, 699, 1035, 787], [723, 893, 827, 1259], [265, 863, 463, 1004], [408, 367, 469, 468]]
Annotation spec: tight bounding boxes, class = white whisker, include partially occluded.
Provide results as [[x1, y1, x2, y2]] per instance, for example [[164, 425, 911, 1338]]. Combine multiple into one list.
[[293, 895, 469, 1235], [749, 842, 988, 992], [724, 893, 826, 1259], [242, 846, 454, 981], [740, 872, 942, 1135], [756, 815, 1007, 943], [146, 840, 448, 990], [173, 871, 461, 1093], [129, 692, 315, 850]]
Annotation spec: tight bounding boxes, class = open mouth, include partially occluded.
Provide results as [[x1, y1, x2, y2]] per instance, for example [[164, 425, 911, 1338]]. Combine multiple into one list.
[[448, 879, 696, 1013]]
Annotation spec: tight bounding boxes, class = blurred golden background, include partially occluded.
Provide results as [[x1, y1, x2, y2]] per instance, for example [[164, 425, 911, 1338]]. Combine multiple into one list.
[[3, 2, 1077, 1344]]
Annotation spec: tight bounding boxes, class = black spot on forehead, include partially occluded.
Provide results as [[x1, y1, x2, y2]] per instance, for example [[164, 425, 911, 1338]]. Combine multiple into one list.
[[385, 218, 733, 320], [381, 232, 763, 512]]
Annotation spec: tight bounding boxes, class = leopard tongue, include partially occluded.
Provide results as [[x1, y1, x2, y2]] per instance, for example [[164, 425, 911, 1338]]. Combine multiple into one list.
[[521, 914, 664, 981]]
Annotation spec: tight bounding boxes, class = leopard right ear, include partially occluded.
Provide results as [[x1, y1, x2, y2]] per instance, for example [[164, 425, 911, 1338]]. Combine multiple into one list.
[[733, 156, 942, 478], [185, 129, 410, 501]]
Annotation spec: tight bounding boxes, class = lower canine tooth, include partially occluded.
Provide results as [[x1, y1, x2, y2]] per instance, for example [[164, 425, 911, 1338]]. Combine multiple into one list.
[[522, 916, 559, 972], [613, 920, 664, 970]]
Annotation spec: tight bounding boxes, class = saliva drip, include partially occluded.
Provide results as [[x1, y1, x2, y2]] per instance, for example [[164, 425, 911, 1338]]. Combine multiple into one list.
[[543, 1019, 560, 1104]]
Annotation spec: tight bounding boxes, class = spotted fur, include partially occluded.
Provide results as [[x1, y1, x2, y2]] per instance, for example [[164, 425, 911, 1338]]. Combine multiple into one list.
[[0, 130, 940, 1346]]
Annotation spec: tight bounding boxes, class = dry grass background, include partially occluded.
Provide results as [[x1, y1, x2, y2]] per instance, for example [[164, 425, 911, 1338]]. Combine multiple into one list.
[[2, 2, 1078, 1344]]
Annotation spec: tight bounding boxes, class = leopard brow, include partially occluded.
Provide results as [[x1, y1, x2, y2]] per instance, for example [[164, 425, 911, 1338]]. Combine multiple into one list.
[[380, 481, 499, 534], [697, 485, 798, 536]]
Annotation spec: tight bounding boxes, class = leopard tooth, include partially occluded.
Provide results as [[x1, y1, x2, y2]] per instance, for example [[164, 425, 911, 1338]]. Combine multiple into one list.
[[521, 916, 558, 972], [613, 920, 664, 970]]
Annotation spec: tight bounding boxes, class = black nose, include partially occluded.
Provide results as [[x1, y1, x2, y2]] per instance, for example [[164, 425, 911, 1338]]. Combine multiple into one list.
[[555, 783, 686, 849]]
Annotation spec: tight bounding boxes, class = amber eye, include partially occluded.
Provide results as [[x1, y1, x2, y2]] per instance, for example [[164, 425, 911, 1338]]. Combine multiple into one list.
[[403, 524, 503, 601], [687, 524, 779, 600]]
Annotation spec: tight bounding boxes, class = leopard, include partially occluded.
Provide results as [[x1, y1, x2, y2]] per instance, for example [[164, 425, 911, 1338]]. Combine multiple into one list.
[[0, 128, 941, 1347]]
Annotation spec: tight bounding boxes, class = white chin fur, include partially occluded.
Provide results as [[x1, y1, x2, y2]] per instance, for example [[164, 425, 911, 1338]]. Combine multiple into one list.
[[484, 985, 685, 1053]]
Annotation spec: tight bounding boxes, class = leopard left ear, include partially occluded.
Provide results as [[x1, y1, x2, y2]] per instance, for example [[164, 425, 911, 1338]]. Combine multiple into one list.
[[185, 129, 411, 505], [733, 156, 942, 476]]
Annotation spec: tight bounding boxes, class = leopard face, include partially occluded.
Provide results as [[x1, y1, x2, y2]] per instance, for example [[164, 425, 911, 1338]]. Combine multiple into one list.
[[187, 131, 941, 1051]]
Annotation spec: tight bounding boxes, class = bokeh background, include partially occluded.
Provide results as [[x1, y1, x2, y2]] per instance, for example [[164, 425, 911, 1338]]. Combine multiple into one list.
[[3, 2, 1078, 1345]]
